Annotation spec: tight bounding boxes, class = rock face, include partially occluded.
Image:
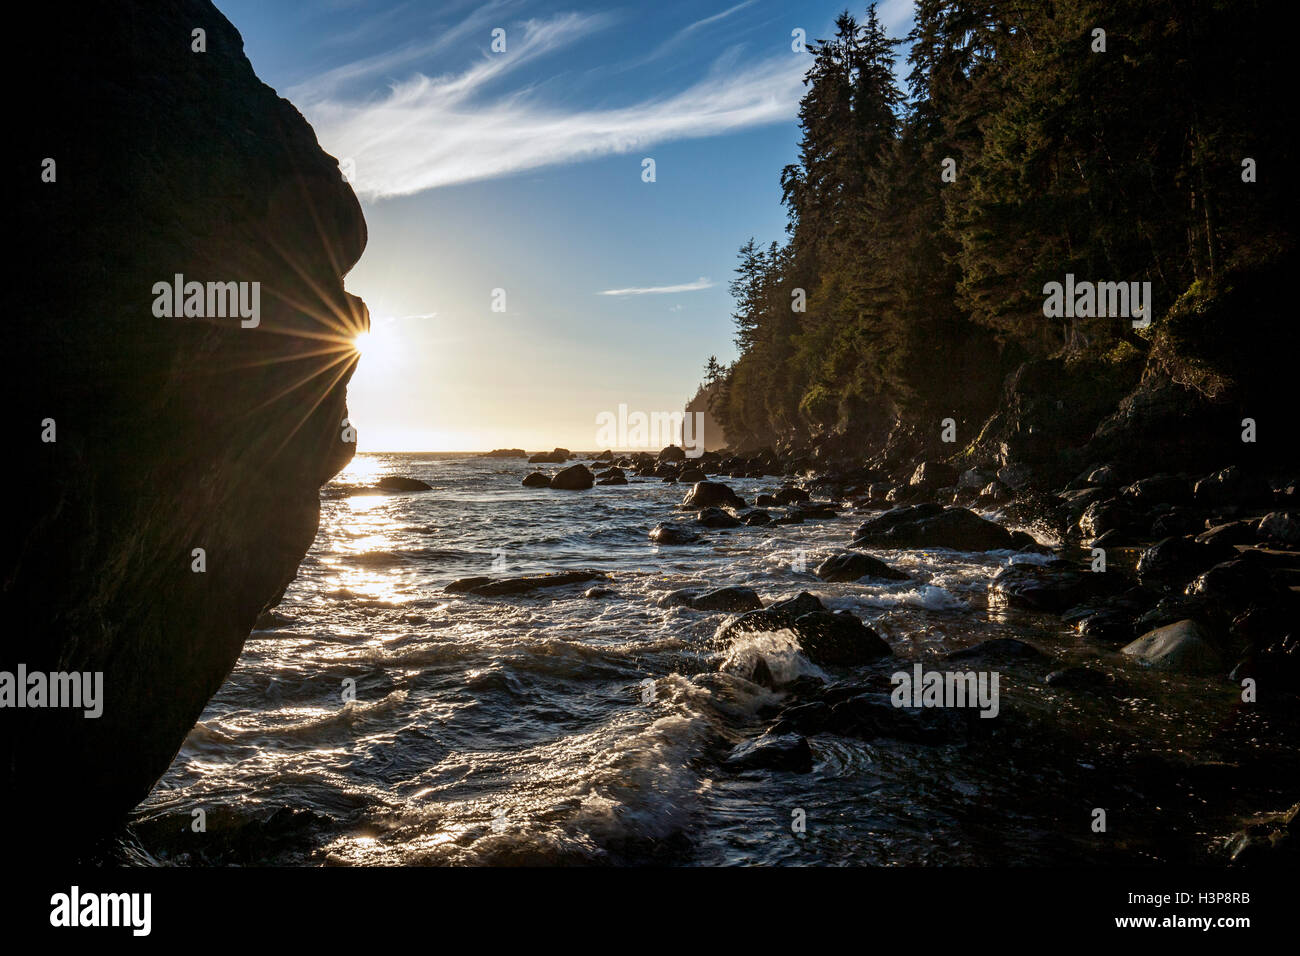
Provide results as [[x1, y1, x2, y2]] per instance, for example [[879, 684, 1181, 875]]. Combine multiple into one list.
[[6, 2, 368, 837]]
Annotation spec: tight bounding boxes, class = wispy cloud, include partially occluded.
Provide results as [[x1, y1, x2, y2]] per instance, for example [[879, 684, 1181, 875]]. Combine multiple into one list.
[[296, 10, 805, 199], [599, 278, 714, 296], [685, 1, 757, 34]]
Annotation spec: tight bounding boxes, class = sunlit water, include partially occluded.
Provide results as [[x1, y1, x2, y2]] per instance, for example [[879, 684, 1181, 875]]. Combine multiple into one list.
[[125, 454, 1293, 865]]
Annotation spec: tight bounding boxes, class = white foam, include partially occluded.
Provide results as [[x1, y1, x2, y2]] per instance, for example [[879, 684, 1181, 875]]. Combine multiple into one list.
[[719, 628, 827, 684]]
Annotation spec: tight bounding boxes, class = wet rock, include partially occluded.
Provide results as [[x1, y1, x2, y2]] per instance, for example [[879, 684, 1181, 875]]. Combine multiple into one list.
[[826, 692, 966, 744], [549, 464, 594, 490], [996, 463, 1038, 491], [596, 475, 629, 486], [957, 468, 994, 490], [444, 576, 495, 593], [1058, 487, 1109, 520], [1230, 635, 1300, 693], [909, 461, 958, 491], [770, 592, 827, 619], [1258, 511, 1300, 547], [658, 445, 687, 462], [1009, 531, 1042, 550], [583, 587, 615, 599], [1196, 519, 1259, 548], [769, 701, 831, 736], [1122, 474, 1191, 506], [377, 476, 432, 492], [1227, 826, 1278, 866], [681, 480, 746, 510], [852, 505, 1015, 551], [679, 467, 706, 483], [1193, 465, 1272, 507], [772, 512, 805, 525], [755, 494, 778, 507], [791, 611, 891, 666], [793, 501, 840, 519], [1089, 527, 1136, 549], [717, 592, 827, 641], [742, 509, 772, 526], [696, 507, 741, 528], [691, 586, 763, 613], [773, 486, 811, 505], [1134, 595, 1212, 633], [1071, 607, 1137, 643], [649, 522, 698, 545], [988, 561, 1121, 614], [1084, 464, 1122, 487], [1122, 619, 1225, 674], [814, 551, 909, 582], [1186, 558, 1283, 612], [1137, 535, 1234, 584], [724, 733, 813, 773], [782, 675, 828, 698], [466, 570, 608, 597], [1149, 509, 1201, 538], [521, 472, 551, 488], [978, 480, 1013, 504], [1078, 498, 1137, 541]]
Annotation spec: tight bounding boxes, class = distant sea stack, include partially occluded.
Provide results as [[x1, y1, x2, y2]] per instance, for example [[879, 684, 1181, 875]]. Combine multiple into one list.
[[5, 1, 368, 840]]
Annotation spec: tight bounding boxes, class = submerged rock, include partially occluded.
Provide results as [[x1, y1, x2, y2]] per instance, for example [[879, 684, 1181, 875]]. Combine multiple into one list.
[[461, 570, 608, 597], [377, 475, 432, 492], [724, 733, 813, 773], [444, 576, 495, 593]]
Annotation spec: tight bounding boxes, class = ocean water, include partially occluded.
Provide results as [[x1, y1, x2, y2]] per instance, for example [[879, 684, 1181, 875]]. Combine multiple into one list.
[[123, 453, 1286, 865]]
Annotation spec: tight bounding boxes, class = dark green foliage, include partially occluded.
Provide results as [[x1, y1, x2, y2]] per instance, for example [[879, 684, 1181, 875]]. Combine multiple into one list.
[[710, 1, 1294, 455]]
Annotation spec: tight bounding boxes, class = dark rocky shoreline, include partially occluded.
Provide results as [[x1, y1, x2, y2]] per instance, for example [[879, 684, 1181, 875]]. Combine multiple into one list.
[[457, 435, 1299, 865]]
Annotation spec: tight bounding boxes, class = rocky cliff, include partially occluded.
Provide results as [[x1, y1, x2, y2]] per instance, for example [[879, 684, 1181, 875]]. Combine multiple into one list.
[[4, 0, 367, 842]]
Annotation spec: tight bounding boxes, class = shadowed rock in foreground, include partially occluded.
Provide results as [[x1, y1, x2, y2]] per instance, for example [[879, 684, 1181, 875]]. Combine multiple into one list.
[[5, 0, 368, 840]]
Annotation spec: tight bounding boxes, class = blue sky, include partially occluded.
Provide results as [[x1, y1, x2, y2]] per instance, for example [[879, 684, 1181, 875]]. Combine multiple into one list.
[[214, 0, 917, 451]]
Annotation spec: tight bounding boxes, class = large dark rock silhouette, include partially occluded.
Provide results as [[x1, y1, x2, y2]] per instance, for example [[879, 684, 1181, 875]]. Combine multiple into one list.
[[5, 1, 368, 841]]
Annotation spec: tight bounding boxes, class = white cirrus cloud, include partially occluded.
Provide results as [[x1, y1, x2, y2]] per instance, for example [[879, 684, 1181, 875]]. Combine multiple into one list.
[[294, 11, 806, 199], [598, 277, 714, 297]]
